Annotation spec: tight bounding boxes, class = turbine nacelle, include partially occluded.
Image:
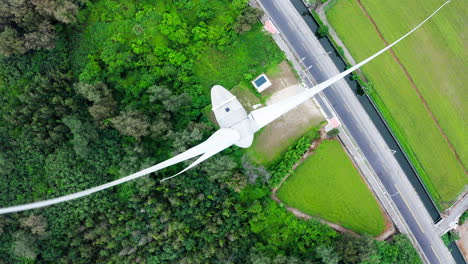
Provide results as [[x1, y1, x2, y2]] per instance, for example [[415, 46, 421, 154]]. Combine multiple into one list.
[[211, 85, 257, 148]]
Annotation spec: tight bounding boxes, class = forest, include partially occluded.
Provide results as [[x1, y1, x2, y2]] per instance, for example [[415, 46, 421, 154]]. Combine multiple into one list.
[[0, 0, 420, 263]]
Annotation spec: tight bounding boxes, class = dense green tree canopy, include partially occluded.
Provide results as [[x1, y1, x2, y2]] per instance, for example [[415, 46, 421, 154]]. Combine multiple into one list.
[[0, 0, 82, 56], [0, 0, 421, 263]]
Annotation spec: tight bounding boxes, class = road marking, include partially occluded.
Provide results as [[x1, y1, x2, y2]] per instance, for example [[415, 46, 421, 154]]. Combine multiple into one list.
[[272, 1, 279, 9], [343, 104, 351, 113], [316, 63, 323, 71], [369, 143, 377, 153], [394, 184, 425, 233], [287, 21, 295, 30], [431, 245, 443, 264], [383, 166, 390, 174]]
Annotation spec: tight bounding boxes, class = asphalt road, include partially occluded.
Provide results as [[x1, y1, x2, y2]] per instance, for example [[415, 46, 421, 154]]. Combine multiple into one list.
[[257, 0, 455, 263]]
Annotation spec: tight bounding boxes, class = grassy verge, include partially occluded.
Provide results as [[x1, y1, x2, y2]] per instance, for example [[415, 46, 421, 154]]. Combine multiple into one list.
[[276, 140, 386, 236], [325, 0, 467, 209], [247, 122, 322, 167], [193, 23, 284, 91]]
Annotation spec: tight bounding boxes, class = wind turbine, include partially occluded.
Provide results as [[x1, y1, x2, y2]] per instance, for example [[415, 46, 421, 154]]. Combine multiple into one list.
[[0, 1, 450, 214]]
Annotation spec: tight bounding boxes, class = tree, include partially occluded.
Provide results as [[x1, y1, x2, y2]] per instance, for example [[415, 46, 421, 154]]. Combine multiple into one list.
[[0, 0, 79, 56], [459, 210, 468, 225], [201, 155, 238, 182], [0, 152, 14, 176], [241, 157, 270, 184], [442, 230, 460, 246], [149, 115, 171, 138], [316, 245, 340, 264], [19, 215, 48, 238], [0, 27, 27, 56], [88, 98, 118, 123], [165, 122, 210, 153], [327, 128, 340, 138], [249, 252, 271, 264], [248, 253, 304, 264], [146, 85, 191, 114], [233, 6, 264, 34], [159, 13, 190, 45], [195, 0, 214, 20], [335, 234, 376, 264], [11, 231, 38, 261], [391, 234, 422, 264], [75, 82, 112, 103], [62, 116, 98, 158], [6, 71, 78, 148], [192, 22, 209, 41], [22, 22, 55, 51], [317, 25, 329, 38], [111, 111, 150, 140], [75, 82, 117, 123]]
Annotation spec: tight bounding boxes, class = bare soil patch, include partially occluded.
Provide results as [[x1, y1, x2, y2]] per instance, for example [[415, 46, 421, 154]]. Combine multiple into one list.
[[262, 61, 299, 97], [249, 83, 324, 165], [247, 61, 324, 165]]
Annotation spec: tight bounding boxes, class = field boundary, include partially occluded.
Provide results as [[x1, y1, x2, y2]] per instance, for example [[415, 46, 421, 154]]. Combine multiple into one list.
[[271, 192, 362, 238], [271, 131, 323, 193], [354, 0, 467, 175], [271, 131, 394, 239]]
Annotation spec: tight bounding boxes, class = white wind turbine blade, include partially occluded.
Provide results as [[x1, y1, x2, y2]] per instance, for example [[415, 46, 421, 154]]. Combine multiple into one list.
[[249, 1, 450, 130], [0, 1, 449, 215], [160, 129, 241, 182], [0, 128, 240, 214]]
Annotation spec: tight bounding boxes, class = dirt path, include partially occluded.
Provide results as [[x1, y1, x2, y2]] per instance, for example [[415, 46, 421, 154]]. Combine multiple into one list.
[[270, 192, 363, 238], [354, 0, 467, 174]]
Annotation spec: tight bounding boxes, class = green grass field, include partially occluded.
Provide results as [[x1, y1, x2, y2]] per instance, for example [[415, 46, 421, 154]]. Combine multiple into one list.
[[326, 0, 467, 209], [276, 140, 386, 236]]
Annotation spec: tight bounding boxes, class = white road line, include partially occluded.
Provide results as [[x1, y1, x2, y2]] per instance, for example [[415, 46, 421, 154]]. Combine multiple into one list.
[[383, 166, 390, 174], [287, 21, 295, 30], [431, 245, 443, 264], [272, 0, 279, 10], [301, 41, 308, 50], [369, 143, 377, 153], [343, 104, 351, 113], [394, 184, 425, 233]]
